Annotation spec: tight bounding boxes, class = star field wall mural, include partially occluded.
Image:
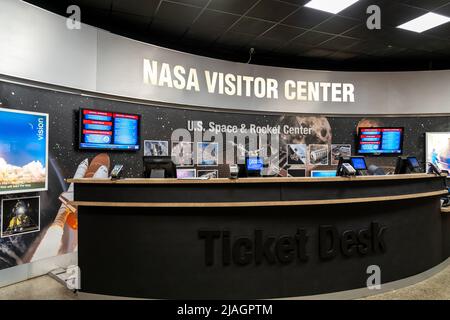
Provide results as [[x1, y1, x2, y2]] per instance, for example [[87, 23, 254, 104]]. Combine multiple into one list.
[[0, 80, 450, 271]]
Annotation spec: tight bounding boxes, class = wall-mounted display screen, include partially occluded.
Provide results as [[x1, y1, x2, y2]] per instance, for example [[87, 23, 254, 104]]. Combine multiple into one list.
[[357, 127, 403, 155], [0, 108, 48, 195], [426, 132, 450, 172], [79, 109, 140, 151]]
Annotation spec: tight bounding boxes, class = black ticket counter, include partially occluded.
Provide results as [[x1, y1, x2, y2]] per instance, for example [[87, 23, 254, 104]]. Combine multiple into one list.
[[69, 174, 450, 299]]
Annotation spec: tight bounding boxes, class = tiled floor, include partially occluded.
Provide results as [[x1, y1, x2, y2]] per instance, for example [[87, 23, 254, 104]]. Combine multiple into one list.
[[1, 264, 450, 300]]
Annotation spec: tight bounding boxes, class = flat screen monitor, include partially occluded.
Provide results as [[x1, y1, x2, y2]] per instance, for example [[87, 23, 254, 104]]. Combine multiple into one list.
[[79, 108, 140, 151], [143, 156, 176, 178], [311, 170, 337, 178], [246, 157, 263, 171], [0, 108, 49, 195], [350, 157, 368, 170], [407, 156, 420, 169], [395, 156, 420, 174], [357, 127, 403, 155]]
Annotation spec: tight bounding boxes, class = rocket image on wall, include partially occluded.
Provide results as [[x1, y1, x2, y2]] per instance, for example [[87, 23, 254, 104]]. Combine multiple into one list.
[[29, 154, 110, 262]]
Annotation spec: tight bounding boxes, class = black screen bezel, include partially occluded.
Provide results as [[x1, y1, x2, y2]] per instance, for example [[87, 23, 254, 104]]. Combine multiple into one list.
[[78, 108, 141, 151], [356, 127, 404, 156]]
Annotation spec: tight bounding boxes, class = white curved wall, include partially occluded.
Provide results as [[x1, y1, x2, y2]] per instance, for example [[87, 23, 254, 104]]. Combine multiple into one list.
[[1, 0, 449, 115]]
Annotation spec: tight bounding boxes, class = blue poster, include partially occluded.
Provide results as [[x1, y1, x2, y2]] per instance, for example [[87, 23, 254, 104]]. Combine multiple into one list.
[[0, 108, 48, 194]]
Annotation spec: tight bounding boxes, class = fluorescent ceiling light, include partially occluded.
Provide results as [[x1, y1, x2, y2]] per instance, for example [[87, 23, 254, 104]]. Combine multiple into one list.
[[397, 12, 450, 33], [304, 0, 360, 14]]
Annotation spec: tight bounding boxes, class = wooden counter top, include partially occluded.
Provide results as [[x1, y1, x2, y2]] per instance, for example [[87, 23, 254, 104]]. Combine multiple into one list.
[[69, 173, 446, 208], [70, 190, 447, 208], [67, 173, 435, 185]]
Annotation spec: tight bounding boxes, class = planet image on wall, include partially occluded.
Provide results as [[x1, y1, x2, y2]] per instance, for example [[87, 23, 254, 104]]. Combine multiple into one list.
[[356, 118, 383, 132], [277, 116, 332, 173]]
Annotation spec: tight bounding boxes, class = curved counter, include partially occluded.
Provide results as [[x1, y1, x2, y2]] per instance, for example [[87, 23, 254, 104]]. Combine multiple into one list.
[[69, 174, 450, 299]]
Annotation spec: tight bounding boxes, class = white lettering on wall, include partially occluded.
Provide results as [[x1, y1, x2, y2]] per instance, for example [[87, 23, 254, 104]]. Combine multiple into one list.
[[143, 58, 356, 103]]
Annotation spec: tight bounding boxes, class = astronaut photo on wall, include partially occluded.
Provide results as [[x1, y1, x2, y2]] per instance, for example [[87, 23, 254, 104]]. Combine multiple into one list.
[[1, 196, 40, 238]]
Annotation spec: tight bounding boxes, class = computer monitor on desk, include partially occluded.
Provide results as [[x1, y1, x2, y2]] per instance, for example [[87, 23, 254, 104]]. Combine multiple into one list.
[[395, 156, 421, 174], [143, 156, 176, 178], [245, 157, 263, 177], [336, 156, 369, 176], [350, 156, 369, 176]]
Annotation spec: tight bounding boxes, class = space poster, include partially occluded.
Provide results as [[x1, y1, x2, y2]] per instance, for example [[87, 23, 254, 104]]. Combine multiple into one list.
[[0, 80, 449, 271]]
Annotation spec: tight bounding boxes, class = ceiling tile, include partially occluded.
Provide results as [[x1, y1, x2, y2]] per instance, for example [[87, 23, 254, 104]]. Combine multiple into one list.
[[112, 0, 158, 16], [380, 26, 428, 48], [155, 1, 202, 24], [229, 16, 275, 35], [283, 7, 332, 29], [169, 0, 209, 7], [278, 0, 310, 6], [249, 36, 285, 52], [328, 51, 358, 60], [426, 23, 450, 40], [184, 26, 222, 43], [280, 41, 314, 55], [110, 11, 151, 28], [404, 0, 450, 11], [263, 24, 306, 41], [76, 0, 112, 10], [414, 37, 450, 52], [434, 3, 450, 16], [302, 48, 334, 57], [382, 3, 428, 27], [313, 16, 358, 34], [373, 45, 407, 57], [293, 30, 334, 46], [246, 0, 298, 22], [193, 10, 240, 30], [338, 0, 389, 21], [150, 18, 190, 37], [320, 36, 360, 50], [207, 0, 260, 15], [342, 24, 385, 40], [345, 40, 393, 55], [20, 0, 450, 70], [216, 31, 256, 47], [79, 7, 112, 28]]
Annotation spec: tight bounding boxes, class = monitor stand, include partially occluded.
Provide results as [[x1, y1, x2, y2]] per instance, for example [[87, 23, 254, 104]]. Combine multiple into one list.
[[150, 169, 165, 178]]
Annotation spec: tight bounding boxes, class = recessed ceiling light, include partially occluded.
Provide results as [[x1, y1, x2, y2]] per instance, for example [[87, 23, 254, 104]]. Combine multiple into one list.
[[304, 0, 360, 14], [397, 12, 450, 33]]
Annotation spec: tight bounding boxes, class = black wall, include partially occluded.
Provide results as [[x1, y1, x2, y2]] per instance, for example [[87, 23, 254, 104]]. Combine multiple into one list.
[[0, 80, 449, 271]]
